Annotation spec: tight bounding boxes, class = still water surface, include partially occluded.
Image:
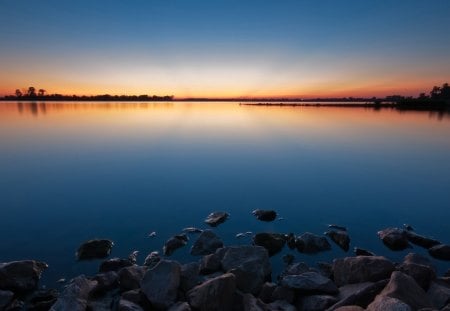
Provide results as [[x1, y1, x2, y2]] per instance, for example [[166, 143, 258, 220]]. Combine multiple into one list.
[[1, 101, 449, 285]]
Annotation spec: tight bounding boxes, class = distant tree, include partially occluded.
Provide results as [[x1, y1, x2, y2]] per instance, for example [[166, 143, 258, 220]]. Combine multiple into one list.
[[38, 89, 46, 96], [27, 86, 36, 97], [418, 92, 428, 100], [430, 83, 450, 100], [15, 89, 22, 97]]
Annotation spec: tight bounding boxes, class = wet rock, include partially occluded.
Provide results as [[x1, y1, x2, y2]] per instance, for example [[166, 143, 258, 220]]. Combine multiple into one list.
[[366, 296, 411, 311], [271, 286, 295, 304], [398, 253, 436, 290], [317, 262, 333, 279], [333, 256, 395, 286], [295, 232, 331, 254], [168, 301, 191, 311], [325, 230, 350, 252], [87, 293, 119, 311], [183, 227, 203, 234], [297, 294, 337, 311], [27, 289, 59, 311], [429, 244, 450, 261], [282, 254, 295, 265], [281, 262, 312, 278], [92, 271, 119, 295], [286, 233, 296, 250], [204, 211, 229, 227], [5, 299, 24, 311], [0, 290, 13, 310], [334, 307, 364, 311], [164, 234, 188, 256], [377, 271, 430, 310], [50, 275, 97, 311], [121, 289, 152, 310], [76, 239, 114, 260], [328, 280, 388, 310], [191, 230, 223, 256], [427, 281, 450, 309], [118, 299, 144, 311], [199, 253, 221, 274], [269, 300, 297, 311], [353, 247, 375, 256], [328, 224, 347, 231], [221, 246, 271, 294], [377, 228, 409, 251], [180, 262, 200, 292], [140, 260, 181, 309], [187, 273, 236, 311], [337, 282, 375, 301], [253, 233, 286, 256], [280, 271, 338, 294], [258, 282, 276, 303], [406, 231, 440, 249], [0, 260, 48, 292], [143, 251, 161, 268], [241, 293, 268, 310], [252, 209, 277, 222], [128, 251, 139, 264], [118, 266, 147, 292], [99, 258, 132, 273]]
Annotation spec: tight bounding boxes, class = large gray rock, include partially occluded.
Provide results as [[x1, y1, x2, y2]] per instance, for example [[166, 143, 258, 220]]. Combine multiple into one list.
[[280, 272, 338, 294], [118, 299, 144, 311], [281, 262, 312, 277], [252, 209, 277, 222], [398, 253, 436, 290], [333, 256, 395, 286], [76, 239, 114, 260], [92, 271, 119, 295], [328, 280, 389, 310], [0, 290, 14, 309], [378, 271, 430, 310], [50, 275, 97, 311], [118, 266, 147, 291], [427, 281, 450, 309], [268, 300, 297, 311], [353, 247, 375, 256], [429, 244, 450, 261], [168, 301, 191, 311], [366, 296, 412, 311], [199, 253, 222, 274], [220, 246, 271, 294], [325, 230, 350, 252], [241, 293, 268, 310], [377, 228, 409, 251], [0, 260, 48, 292], [99, 257, 132, 272], [163, 234, 188, 256], [27, 289, 59, 310], [297, 294, 337, 311], [295, 232, 331, 254], [140, 260, 181, 309], [334, 307, 364, 311], [204, 211, 229, 227], [253, 233, 286, 256], [187, 273, 236, 311], [180, 262, 201, 292], [405, 231, 440, 249], [143, 251, 160, 268], [191, 230, 223, 256]]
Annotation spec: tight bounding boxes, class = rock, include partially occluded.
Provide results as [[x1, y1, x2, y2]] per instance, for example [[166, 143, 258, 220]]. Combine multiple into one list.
[[0, 260, 48, 292], [429, 244, 450, 261], [333, 256, 395, 286], [204, 211, 229, 227], [187, 273, 236, 311], [5, 299, 24, 310], [353, 247, 375, 256], [297, 294, 337, 311], [427, 281, 450, 309], [317, 262, 333, 279], [241, 293, 268, 310], [128, 251, 139, 264], [140, 260, 181, 309], [334, 307, 364, 311], [168, 301, 191, 311], [143, 251, 161, 268], [87, 293, 119, 311], [268, 300, 297, 311], [328, 224, 347, 231], [281, 262, 312, 277], [252, 209, 277, 222], [271, 286, 295, 304], [118, 299, 144, 311], [221, 246, 271, 294], [118, 266, 147, 291], [366, 296, 412, 311], [253, 233, 286, 256], [406, 231, 440, 249], [295, 232, 331, 254], [378, 271, 431, 310], [325, 230, 350, 252], [259, 282, 276, 303], [0, 290, 13, 310], [377, 228, 409, 251], [27, 289, 59, 311], [76, 239, 114, 260], [92, 271, 119, 295], [286, 233, 296, 250], [164, 234, 188, 256], [183, 227, 203, 234], [282, 254, 295, 265], [404, 253, 435, 269], [99, 258, 132, 272], [50, 275, 97, 311], [199, 254, 222, 274], [191, 230, 223, 256], [121, 289, 152, 310], [398, 254, 436, 290], [180, 262, 200, 292], [328, 280, 388, 310], [280, 271, 338, 294], [337, 282, 375, 301]]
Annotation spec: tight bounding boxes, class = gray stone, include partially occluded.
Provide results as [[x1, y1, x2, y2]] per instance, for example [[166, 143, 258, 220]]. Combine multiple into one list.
[[0, 290, 13, 310], [99, 258, 132, 272], [168, 301, 191, 311], [164, 235, 188, 256], [187, 273, 236, 311], [333, 256, 395, 286], [426, 281, 450, 309], [92, 271, 119, 295], [280, 262, 312, 278], [397, 261, 436, 290], [140, 260, 181, 309], [76, 239, 114, 260], [268, 300, 297, 311], [298, 294, 337, 311], [280, 272, 338, 294], [328, 280, 388, 310], [0, 260, 48, 292], [143, 251, 160, 268], [180, 262, 200, 292], [50, 275, 97, 311], [334, 307, 364, 311], [191, 230, 223, 256], [325, 230, 350, 252], [429, 244, 450, 261], [258, 282, 276, 303], [118, 266, 146, 291], [252, 209, 277, 222], [377, 228, 409, 251], [271, 286, 295, 304], [241, 293, 268, 310], [406, 231, 440, 249], [204, 211, 229, 227], [118, 299, 144, 311], [253, 233, 286, 256], [366, 296, 411, 311], [353, 247, 375, 256], [295, 232, 331, 254], [317, 262, 333, 279], [199, 253, 222, 274], [338, 282, 375, 301]]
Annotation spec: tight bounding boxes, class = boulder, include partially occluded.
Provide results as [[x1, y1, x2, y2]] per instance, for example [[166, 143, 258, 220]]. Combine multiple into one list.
[[333, 256, 395, 286], [325, 230, 350, 252], [164, 234, 188, 256], [297, 294, 337, 311], [187, 273, 236, 311], [92, 271, 119, 295], [0, 260, 48, 292], [366, 296, 412, 311], [271, 286, 295, 304], [241, 293, 268, 310], [429, 244, 450, 261], [258, 282, 276, 303], [334, 307, 364, 311], [427, 281, 450, 309], [405, 231, 440, 249], [377, 228, 409, 251], [87, 293, 119, 311], [328, 280, 388, 310], [204, 212, 229, 227], [168, 301, 191, 311], [199, 253, 222, 274], [50, 275, 97, 311], [280, 272, 338, 294], [0, 290, 13, 310], [140, 260, 181, 309], [121, 289, 152, 310], [253, 233, 286, 256], [118, 266, 147, 291], [353, 247, 375, 256], [398, 260, 436, 290], [183, 227, 203, 234], [191, 230, 223, 256], [317, 262, 333, 279], [268, 300, 297, 311], [280, 262, 312, 278], [27, 288, 59, 311], [143, 251, 160, 268], [295, 232, 331, 254], [76, 239, 114, 260], [180, 262, 200, 292], [252, 209, 277, 222], [118, 299, 144, 311], [286, 233, 296, 250], [99, 258, 132, 272]]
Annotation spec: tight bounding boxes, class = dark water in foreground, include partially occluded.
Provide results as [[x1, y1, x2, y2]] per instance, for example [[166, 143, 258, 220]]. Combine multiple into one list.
[[1, 101, 450, 286]]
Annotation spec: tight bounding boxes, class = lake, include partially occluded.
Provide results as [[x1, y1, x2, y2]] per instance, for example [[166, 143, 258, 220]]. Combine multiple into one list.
[[1, 101, 449, 286]]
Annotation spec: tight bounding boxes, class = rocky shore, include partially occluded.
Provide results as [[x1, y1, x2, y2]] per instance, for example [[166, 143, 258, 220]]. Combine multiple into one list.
[[1, 210, 449, 311]]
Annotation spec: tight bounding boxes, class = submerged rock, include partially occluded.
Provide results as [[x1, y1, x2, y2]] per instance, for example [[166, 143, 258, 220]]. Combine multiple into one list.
[[280, 271, 338, 294], [253, 232, 286, 256], [183, 227, 203, 234], [252, 209, 277, 222], [163, 234, 188, 256], [328, 224, 348, 231], [406, 231, 440, 249], [28, 289, 59, 311], [295, 232, 331, 254], [118, 266, 147, 291], [76, 239, 114, 260], [143, 251, 161, 268], [187, 273, 236, 311], [333, 256, 395, 286], [99, 258, 132, 273], [0, 260, 48, 292], [377, 228, 410, 251], [204, 212, 229, 227], [190, 230, 223, 256], [353, 247, 375, 256], [429, 244, 450, 261], [325, 230, 350, 252]]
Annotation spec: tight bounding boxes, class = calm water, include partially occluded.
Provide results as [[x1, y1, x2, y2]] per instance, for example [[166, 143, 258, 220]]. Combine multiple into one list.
[[1, 101, 450, 285]]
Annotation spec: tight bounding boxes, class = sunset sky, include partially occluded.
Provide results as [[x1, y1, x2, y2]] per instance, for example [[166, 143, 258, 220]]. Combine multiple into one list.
[[1, 0, 449, 98]]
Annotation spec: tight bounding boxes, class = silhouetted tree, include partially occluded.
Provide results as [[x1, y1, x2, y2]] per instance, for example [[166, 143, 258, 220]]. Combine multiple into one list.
[[15, 89, 22, 97], [27, 87, 36, 97], [38, 89, 46, 96]]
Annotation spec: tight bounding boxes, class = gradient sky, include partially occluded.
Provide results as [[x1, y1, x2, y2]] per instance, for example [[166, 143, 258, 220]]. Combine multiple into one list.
[[1, 0, 449, 98]]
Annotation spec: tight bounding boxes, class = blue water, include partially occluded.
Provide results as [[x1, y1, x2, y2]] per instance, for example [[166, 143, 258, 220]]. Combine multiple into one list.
[[0, 101, 449, 286]]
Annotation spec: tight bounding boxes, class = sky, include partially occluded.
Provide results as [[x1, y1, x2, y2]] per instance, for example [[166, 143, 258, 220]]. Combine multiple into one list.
[[0, 0, 449, 99]]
